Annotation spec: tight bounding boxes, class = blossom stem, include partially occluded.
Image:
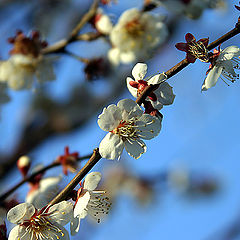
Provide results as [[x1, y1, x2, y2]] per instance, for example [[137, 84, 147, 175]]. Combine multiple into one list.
[[49, 148, 101, 205], [42, 0, 100, 54], [136, 18, 240, 106], [0, 154, 92, 203]]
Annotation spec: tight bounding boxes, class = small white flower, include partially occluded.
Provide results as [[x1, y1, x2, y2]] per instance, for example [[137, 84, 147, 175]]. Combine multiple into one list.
[[95, 8, 113, 35], [108, 8, 168, 65], [71, 172, 111, 235], [0, 54, 56, 90], [126, 63, 175, 110], [202, 46, 240, 91], [7, 201, 73, 240], [26, 176, 62, 209], [98, 99, 161, 160]]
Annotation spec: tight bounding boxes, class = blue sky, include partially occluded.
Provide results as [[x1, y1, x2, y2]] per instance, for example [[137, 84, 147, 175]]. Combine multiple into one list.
[[1, 1, 240, 240]]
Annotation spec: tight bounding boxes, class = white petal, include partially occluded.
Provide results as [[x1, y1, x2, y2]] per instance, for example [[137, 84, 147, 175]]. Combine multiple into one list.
[[202, 66, 223, 91], [99, 132, 124, 160], [154, 82, 175, 105], [84, 172, 102, 191], [40, 176, 62, 191], [48, 201, 73, 226], [221, 60, 236, 76], [132, 63, 147, 81], [96, 15, 113, 34], [74, 192, 90, 218], [136, 114, 161, 140], [119, 51, 136, 64], [43, 222, 70, 240], [7, 203, 35, 224], [98, 104, 122, 131], [117, 99, 142, 120], [219, 46, 240, 61], [8, 225, 21, 240], [108, 48, 120, 66], [70, 216, 81, 236], [126, 77, 138, 98], [147, 73, 166, 85], [124, 139, 146, 159]]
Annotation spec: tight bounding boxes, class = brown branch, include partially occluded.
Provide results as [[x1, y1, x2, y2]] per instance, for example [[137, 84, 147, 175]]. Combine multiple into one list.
[[136, 19, 240, 105], [0, 154, 92, 203], [49, 148, 101, 205], [42, 0, 99, 54]]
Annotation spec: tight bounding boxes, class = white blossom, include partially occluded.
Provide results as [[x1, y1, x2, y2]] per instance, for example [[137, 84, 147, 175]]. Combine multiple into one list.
[[98, 99, 161, 160], [7, 201, 73, 240], [71, 172, 111, 235], [108, 8, 168, 65], [202, 46, 240, 91], [0, 54, 56, 91], [126, 63, 175, 110], [95, 8, 113, 35], [26, 176, 62, 209]]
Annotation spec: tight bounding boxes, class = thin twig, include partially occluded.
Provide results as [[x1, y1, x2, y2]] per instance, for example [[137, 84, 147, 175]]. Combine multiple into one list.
[[42, 0, 99, 54], [0, 154, 92, 203], [49, 148, 101, 205]]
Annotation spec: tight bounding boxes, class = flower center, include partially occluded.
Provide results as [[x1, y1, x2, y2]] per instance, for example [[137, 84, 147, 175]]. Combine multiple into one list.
[[188, 41, 209, 62], [21, 212, 65, 240], [125, 18, 145, 38], [111, 120, 137, 139]]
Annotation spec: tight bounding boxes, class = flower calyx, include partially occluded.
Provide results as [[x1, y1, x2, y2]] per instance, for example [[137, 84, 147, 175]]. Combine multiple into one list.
[[8, 30, 48, 58], [175, 33, 209, 63], [56, 146, 79, 175]]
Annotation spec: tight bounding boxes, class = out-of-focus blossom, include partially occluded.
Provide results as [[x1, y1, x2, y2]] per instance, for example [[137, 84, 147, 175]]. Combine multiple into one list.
[[175, 33, 209, 63], [7, 201, 73, 240], [0, 30, 56, 90], [126, 63, 175, 110], [100, 0, 118, 5], [17, 155, 31, 177], [102, 166, 154, 205], [71, 172, 111, 235], [93, 8, 113, 35], [98, 99, 161, 160], [56, 146, 79, 175], [108, 8, 168, 65], [159, 0, 225, 19], [84, 57, 109, 81], [202, 46, 240, 91], [26, 175, 62, 209]]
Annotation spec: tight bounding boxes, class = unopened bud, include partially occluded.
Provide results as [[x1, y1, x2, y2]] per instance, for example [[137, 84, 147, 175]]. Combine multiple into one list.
[[17, 156, 31, 177]]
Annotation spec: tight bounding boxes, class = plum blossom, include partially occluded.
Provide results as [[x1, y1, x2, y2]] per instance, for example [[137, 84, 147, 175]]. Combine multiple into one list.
[[108, 8, 168, 65], [71, 172, 111, 235], [98, 99, 161, 160], [7, 201, 73, 240], [175, 33, 209, 63], [26, 176, 62, 209], [93, 8, 113, 35], [0, 30, 56, 90], [126, 63, 175, 110], [202, 46, 240, 91]]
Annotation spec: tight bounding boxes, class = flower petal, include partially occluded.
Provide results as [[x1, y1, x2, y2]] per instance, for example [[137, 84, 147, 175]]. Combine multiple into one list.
[[155, 82, 175, 105], [202, 66, 223, 91], [219, 46, 240, 61], [132, 63, 147, 81], [70, 216, 81, 236], [136, 114, 161, 140], [48, 201, 73, 226], [84, 172, 102, 191], [8, 225, 21, 240], [98, 104, 122, 131], [74, 192, 90, 218], [99, 132, 124, 160], [117, 99, 142, 120], [147, 73, 166, 85], [126, 77, 138, 98], [7, 203, 35, 224], [185, 33, 195, 42], [124, 139, 146, 159]]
